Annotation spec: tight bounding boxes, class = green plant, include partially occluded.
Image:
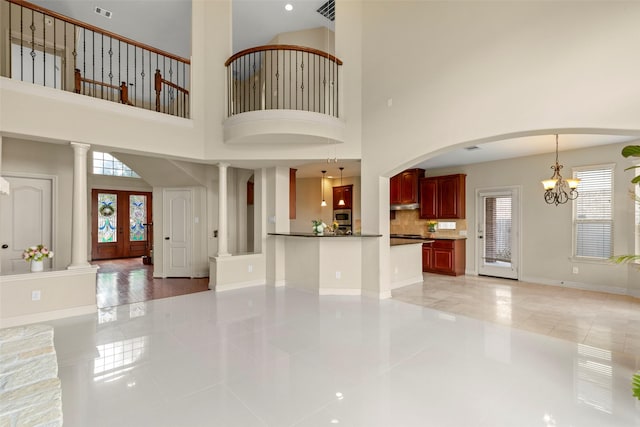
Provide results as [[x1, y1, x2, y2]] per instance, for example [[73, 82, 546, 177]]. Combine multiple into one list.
[[634, 372, 640, 400], [611, 144, 640, 265]]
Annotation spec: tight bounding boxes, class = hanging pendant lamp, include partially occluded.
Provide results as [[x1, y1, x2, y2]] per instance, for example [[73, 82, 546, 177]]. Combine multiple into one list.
[[338, 167, 346, 206], [321, 170, 327, 207], [541, 134, 580, 206]]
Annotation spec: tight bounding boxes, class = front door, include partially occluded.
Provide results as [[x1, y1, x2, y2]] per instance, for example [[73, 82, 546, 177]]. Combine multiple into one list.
[[0, 176, 53, 273], [92, 190, 152, 260], [477, 188, 519, 279]]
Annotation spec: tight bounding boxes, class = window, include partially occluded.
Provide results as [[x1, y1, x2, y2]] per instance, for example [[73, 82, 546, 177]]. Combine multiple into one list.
[[573, 164, 614, 259], [92, 152, 140, 178]]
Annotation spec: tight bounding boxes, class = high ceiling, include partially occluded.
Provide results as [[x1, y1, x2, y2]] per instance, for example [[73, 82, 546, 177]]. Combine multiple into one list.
[[26, 1, 640, 176]]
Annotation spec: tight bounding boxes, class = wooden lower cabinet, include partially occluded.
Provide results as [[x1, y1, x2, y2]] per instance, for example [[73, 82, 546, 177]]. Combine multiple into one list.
[[422, 239, 466, 276]]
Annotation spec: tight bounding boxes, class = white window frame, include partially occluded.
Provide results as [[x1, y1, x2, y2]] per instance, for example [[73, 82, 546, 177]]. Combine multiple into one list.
[[92, 151, 140, 178], [572, 163, 615, 262]]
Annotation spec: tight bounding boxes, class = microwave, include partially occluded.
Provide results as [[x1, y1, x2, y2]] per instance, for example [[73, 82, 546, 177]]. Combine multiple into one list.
[[334, 209, 352, 225]]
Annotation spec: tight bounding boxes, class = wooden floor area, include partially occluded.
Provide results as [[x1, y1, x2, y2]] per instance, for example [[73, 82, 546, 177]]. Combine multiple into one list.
[[92, 258, 210, 309]]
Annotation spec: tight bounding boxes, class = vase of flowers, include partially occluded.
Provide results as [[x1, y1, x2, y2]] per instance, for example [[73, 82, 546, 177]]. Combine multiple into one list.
[[23, 244, 54, 272], [427, 220, 437, 233], [311, 220, 326, 235]]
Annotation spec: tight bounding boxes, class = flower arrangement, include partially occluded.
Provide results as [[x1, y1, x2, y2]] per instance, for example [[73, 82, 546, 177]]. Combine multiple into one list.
[[22, 244, 54, 262], [426, 220, 438, 232], [311, 219, 327, 235]]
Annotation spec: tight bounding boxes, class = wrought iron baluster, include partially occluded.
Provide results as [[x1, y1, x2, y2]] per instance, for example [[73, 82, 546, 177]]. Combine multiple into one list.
[[30, 9, 35, 84]]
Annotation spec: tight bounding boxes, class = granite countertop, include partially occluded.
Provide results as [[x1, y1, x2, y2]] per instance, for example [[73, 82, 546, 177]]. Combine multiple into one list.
[[268, 232, 382, 238], [390, 233, 467, 241], [390, 238, 435, 247]]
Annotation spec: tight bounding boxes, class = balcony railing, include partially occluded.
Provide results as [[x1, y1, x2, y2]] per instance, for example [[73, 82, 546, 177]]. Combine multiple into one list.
[[1, 0, 190, 118], [225, 45, 342, 118]]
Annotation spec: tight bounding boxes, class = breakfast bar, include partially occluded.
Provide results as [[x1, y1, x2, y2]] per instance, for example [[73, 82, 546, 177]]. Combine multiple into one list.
[[268, 232, 381, 295]]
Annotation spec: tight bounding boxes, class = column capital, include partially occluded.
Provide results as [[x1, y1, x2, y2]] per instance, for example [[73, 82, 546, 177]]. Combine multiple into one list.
[[217, 162, 230, 169], [69, 142, 91, 152]]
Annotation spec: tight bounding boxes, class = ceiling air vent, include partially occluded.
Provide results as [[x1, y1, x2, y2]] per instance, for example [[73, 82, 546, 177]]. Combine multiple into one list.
[[465, 146, 480, 151], [316, 0, 335, 22], [95, 6, 113, 19]]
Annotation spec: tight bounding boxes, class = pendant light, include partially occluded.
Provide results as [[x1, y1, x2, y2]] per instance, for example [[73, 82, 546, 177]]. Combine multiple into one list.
[[321, 170, 327, 207], [541, 134, 580, 206], [338, 167, 345, 206]]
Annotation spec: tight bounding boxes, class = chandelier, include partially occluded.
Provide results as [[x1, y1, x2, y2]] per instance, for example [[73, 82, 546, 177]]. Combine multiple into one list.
[[541, 134, 580, 205]]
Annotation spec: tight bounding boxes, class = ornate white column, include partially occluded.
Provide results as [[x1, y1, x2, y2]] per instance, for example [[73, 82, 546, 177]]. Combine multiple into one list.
[[217, 162, 231, 257], [68, 142, 91, 269]]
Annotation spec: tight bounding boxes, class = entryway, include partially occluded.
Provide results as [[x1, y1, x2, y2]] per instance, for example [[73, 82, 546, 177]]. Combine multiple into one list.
[[93, 258, 209, 308], [91, 189, 152, 260]]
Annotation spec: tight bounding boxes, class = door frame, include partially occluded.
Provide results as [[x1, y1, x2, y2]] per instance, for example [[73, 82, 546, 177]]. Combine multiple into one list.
[[1, 173, 58, 271], [91, 189, 153, 260], [475, 186, 521, 280]]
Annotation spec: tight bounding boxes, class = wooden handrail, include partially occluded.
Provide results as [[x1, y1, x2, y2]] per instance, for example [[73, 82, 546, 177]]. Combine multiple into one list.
[[225, 44, 343, 67], [6, 0, 190, 65], [74, 69, 133, 105]]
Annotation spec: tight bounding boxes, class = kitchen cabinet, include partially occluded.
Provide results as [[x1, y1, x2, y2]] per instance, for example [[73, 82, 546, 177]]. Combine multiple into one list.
[[422, 239, 466, 276], [390, 168, 424, 205], [333, 185, 353, 210], [419, 174, 466, 219]]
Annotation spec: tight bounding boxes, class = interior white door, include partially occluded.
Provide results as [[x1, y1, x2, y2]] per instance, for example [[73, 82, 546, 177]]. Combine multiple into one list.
[[163, 189, 191, 277], [477, 188, 519, 280], [0, 176, 53, 273]]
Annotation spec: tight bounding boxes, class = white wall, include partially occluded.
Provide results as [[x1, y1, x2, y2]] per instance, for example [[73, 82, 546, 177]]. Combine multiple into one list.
[[426, 142, 638, 295], [2, 138, 73, 268]]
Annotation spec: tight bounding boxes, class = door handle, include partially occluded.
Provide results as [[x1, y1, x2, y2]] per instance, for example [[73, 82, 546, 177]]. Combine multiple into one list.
[[165, 237, 170, 240], [1, 244, 8, 249], [478, 236, 483, 239]]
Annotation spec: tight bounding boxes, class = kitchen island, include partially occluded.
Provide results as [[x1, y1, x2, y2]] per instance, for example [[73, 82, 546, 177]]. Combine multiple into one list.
[[389, 236, 434, 290], [268, 232, 381, 295]]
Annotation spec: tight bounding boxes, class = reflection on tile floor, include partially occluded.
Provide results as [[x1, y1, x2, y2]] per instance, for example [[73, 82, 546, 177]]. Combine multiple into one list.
[[50, 285, 640, 426], [393, 273, 640, 355]]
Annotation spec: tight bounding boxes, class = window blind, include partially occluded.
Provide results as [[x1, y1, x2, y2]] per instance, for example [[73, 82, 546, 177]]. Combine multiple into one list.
[[485, 196, 512, 263], [573, 166, 614, 259]]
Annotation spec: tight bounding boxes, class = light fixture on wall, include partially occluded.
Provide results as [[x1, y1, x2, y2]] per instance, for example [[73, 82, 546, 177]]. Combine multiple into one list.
[[541, 134, 580, 206], [338, 167, 345, 206], [321, 170, 327, 207]]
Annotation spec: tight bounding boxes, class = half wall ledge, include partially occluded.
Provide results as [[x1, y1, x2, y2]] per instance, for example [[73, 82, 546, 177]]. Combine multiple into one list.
[[223, 110, 346, 145], [0, 266, 98, 328]]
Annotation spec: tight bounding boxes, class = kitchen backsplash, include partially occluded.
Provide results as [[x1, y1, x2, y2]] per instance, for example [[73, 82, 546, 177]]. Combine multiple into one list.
[[390, 209, 467, 237]]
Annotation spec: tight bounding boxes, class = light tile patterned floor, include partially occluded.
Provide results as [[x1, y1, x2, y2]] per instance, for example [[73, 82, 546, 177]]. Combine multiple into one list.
[[392, 273, 640, 356]]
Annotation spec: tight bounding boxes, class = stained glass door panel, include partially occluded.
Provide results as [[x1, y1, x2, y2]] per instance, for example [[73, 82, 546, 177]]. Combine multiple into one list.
[[92, 190, 152, 260]]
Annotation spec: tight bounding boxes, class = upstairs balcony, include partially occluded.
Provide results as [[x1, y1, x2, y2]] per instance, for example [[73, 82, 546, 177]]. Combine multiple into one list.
[[0, 0, 190, 118], [223, 44, 345, 145]]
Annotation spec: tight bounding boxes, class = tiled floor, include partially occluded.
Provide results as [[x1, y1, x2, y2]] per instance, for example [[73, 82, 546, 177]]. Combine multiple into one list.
[[393, 273, 640, 356], [93, 258, 210, 308], [50, 283, 640, 426]]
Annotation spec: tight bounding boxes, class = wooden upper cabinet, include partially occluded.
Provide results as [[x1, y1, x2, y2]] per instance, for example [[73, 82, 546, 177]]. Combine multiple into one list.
[[390, 168, 424, 205], [419, 174, 466, 219], [333, 184, 353, 210], [419, 178, 438, 218], [289, 168, 296, 220]]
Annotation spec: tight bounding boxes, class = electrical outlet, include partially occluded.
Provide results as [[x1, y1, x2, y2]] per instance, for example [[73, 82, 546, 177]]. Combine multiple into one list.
[[248, 264, 253, 273], [31, 290, 41, 301], [335, 271, 341, 279], [572, 266, 579, 274]]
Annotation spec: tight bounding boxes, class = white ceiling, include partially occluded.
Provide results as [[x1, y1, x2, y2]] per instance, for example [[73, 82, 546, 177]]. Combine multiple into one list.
[[26, 2, 640, 176]]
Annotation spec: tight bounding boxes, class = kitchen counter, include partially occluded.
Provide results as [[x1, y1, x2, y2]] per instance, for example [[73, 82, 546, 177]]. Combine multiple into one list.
[[268, 232, 382, 238], [390, 238, 434, 246], [390, 233, 467, 241]]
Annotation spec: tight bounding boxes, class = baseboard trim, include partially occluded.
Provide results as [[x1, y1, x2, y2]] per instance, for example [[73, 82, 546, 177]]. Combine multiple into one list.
[[519, 275, 628, 296], [1, 304, 97, 328], [362, 289, 392, 300], [318, 288, 361, 296], [214, 280, 265, 292], [390, 275, 424, 290]]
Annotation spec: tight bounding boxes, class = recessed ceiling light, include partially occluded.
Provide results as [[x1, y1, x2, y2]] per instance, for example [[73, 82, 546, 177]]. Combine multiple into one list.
[[285, 3, 293, 11]]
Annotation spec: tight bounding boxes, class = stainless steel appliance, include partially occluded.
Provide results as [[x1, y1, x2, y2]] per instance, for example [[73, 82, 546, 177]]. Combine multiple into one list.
[[333, 209, 352, 226]]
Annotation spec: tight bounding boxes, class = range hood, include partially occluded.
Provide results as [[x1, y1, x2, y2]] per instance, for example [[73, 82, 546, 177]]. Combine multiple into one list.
[[390, 202, 419, 211]]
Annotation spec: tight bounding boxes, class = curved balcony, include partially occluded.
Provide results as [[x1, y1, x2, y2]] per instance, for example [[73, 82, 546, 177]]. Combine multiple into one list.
[[224, 45, 344, 144]]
